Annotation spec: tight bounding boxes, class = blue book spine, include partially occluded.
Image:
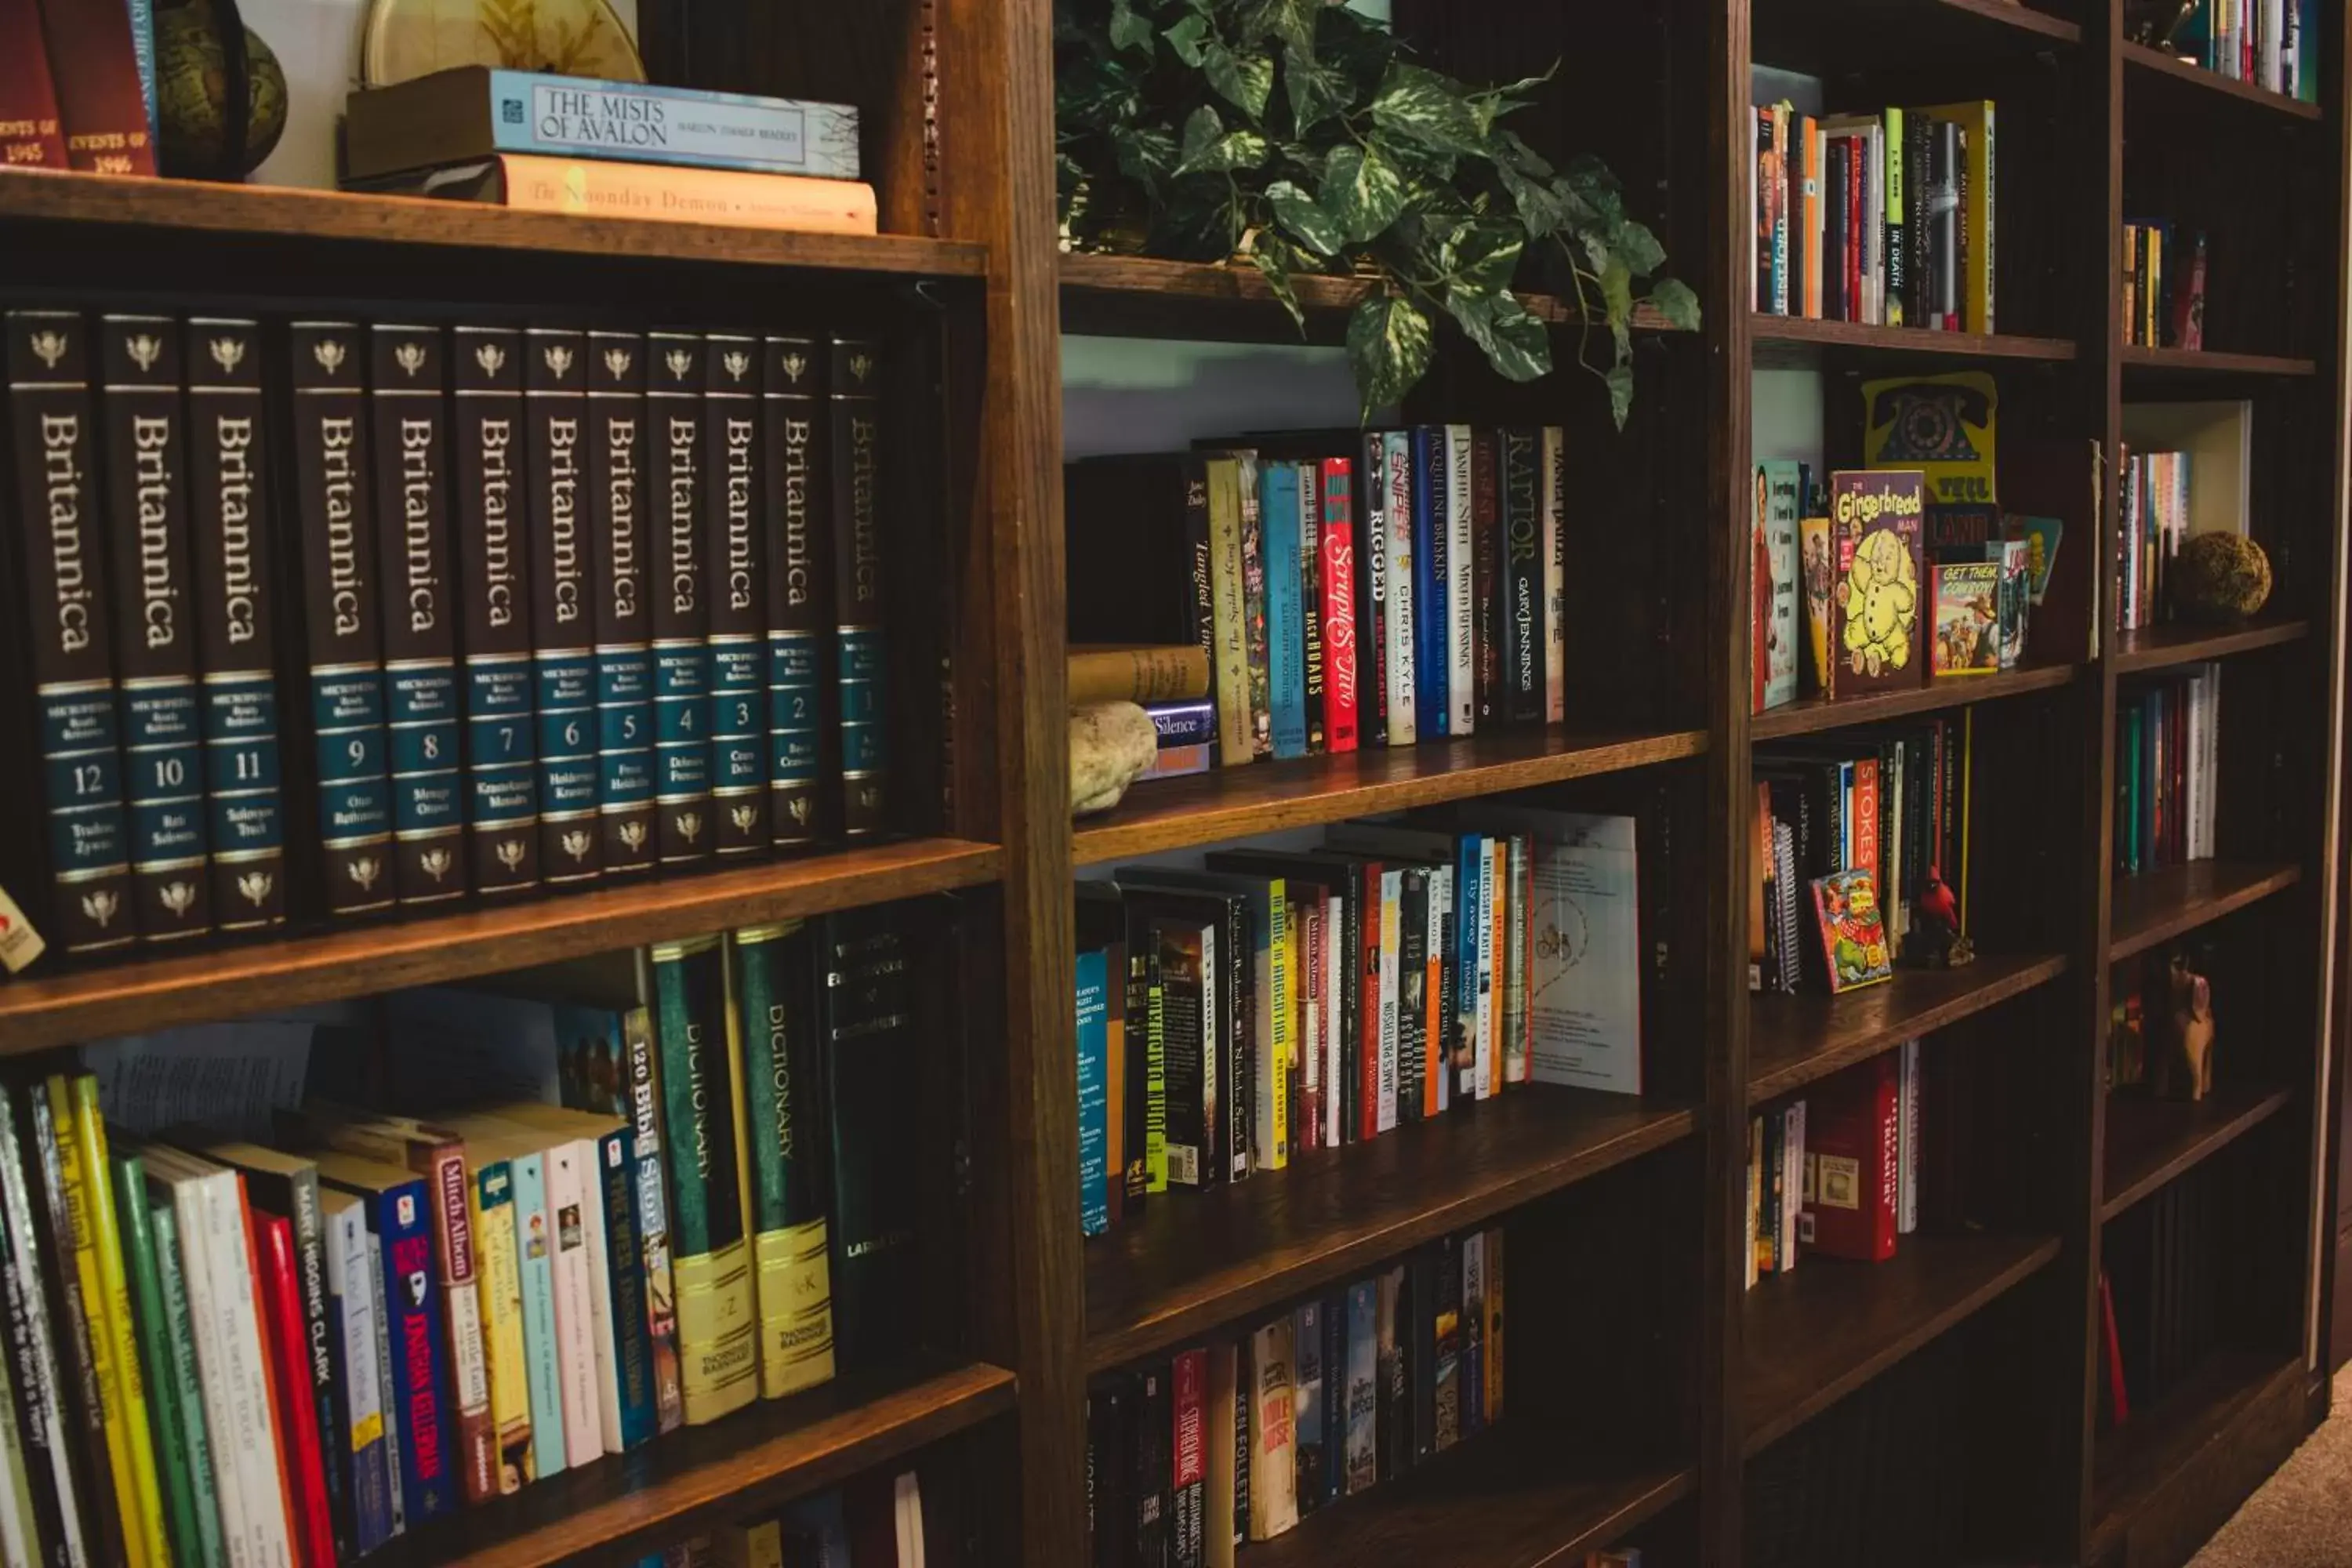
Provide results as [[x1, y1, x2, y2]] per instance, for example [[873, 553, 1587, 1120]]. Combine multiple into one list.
[[1143, 699, 1215, 747], [1411, 428, 1448, 739], [125, 0, 157, 135], [1076, 949, 1110, 1237], [1343, 1279, 1377, 1495], [593, 1126, 658, 1450], [510, 1151, 568, 1481], [1263, 461, 1307, 760], [461, 70, 862, 179], [369, 1178, 459, 1522]]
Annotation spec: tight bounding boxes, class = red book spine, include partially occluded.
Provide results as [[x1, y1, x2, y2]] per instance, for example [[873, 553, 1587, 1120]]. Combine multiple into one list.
[[1846, 150, 1863, 325], [1172, 1345, 1207, 1557], [423, 1145, 498, 1504], [1358, 862, 1383, 1142], [0, 0, 66, 167], [2100, 1269, 2130, 1425], [255, 1210, 337, 1568], [30, 0, 153, 174], [1320, 459, 1359, 753], [1802, 1056, 1899, 1261]]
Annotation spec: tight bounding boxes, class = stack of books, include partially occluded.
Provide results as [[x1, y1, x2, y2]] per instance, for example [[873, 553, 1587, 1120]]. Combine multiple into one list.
[[2122, 223, 2209, 350], [1075, 802, 1657, 1237], [690, 1468, 936, 1566], [1086, 1225, 1507, 1560], [2115, 665, 2222, 875], [0, 0, 154, 175], [2165, 0, 2320, 100], [1745, 1044, 1922, 1288], [1066, 426, 1572, 774], [2, 310, 899, 974], [1751, 100, 1995, 333], [2116, 445, 2194, 630], [340, 67, 878, 235]]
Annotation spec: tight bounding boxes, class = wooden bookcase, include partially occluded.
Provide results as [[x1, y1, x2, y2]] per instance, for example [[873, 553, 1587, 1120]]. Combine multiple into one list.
[[0, 0, 2343, 1563]]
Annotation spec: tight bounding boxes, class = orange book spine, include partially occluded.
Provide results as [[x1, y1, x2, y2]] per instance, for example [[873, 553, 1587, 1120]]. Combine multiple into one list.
[[486, 153, 878, 235]]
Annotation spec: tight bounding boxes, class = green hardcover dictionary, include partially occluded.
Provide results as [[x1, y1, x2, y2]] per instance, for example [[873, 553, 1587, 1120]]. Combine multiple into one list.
[[111, 1154, 208, 1568], [150, 1201, 226, 1568], [644, 934, 758, 1424], [730, 922, 837, 1400]]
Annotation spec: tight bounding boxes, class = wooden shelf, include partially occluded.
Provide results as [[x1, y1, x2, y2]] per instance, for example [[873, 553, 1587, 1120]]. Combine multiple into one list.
[[2111, 618, 2310, 674], [2108, 860, 2303, 961], [0, 167, 988, 278], [2119, 344, 2320, 378], [388, 1355, 1017, 1568], [1740, 1232, 2061, 1457], [1059, 252, 1686, 343], [2089, 1350, 2306, 1565], [1748, 955, 2070, 1105], [1751, 314, 2078, 365], [0, 837, 1001, 1053], [2122, 41, 2325, 122], [1752, 662, 2076, 741], [1752, 0, 2078, 75], [1239, 1433, 1690, 1568], [1071, 728, 1706, 866], [1083, 1088, 1693, 1372], [2100, 1084, 2293, 1221]]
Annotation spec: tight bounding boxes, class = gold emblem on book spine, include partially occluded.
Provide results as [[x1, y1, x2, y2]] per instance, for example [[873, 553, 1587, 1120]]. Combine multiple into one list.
[[603, 347, 632, 378], [544, 343, 574, 379], [495, 838, 528, 873], [80, 888, 119, 927], [395, 342, 427, 378], [419, 847, 453, 880], [314, 338, 347, 374], [236, 870, 272, 907], [665, 348, 693, 382], [617, 819, 647, 852], [475, 342, 507, 377], [722, 350, 750, 383], [561, 828, 592, 862], [209, 337, 245, 373], [125, 334, 164, 372], [158, 880, 197, 917], [347, 854, 381, 891], [28, 331, 67, 369]]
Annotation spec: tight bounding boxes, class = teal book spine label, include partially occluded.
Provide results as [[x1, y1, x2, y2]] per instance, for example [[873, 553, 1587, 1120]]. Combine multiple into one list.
[[449, 326, 539, 895], [1262, 461, 1306, 760], [734, 921, 835, 1396], [586, 332, 657, 876], [595, 1128, 656, 1449], [651, 935, 745, 1258], [148, 1202, 227, 1568], [368, 325, 466, 908], [1076, 948, 1109, 1237], [508, 1152, 567, 1482], [702, 335, 768, 857], [100, 314, 213, 942], [826, 339, 886, 837], [647, 335, 712, 866], [467, 71, 862, 178], [524, 329, 601, 884], [183, 317, 287, 931], [760, 336, 827, 848]]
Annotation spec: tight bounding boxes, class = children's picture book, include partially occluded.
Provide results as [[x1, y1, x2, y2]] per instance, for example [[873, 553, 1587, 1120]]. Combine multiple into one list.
[[1991, 536, 2031, 668], [1827, 470, 1928, 697], [1799, 514, 1833, 696], [1931, 561, 1999, 677], [1811, 869, 1894, 993], [1755, 463, 1804, 711]]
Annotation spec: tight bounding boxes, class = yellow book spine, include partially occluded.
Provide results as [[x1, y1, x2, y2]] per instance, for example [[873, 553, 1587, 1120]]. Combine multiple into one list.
[[1204, 459, 1253, 768], [752, 1218, 834, 1399], [53, 1078, 165, 1568], [712, 1517, 786, 1568], [470, 1161, 532, 1493], [673, 1240, 758, 1425], [1266, 884, 1289, 1171]]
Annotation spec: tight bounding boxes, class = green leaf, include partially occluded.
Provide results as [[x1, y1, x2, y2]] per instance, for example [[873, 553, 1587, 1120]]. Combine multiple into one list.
[[1370, 62, 1490, 158], [1178, 103, 1223, 165], [1248, 245, 1308, 333], [1111, 124, 1180, 187], [1163, 12, 1210, 65], [1345, 294, 1434, 420], [1172, 103, 1270, 176], [1320, 143, 1409, 243], [1265, 179, 1344, 256], [1613, 218, 1667, 277], [1443, 285, 1552, 383], [1203, 40, 1275, 121], [1236, 0, 1319, 55], [1649, 277, 1702, 331], [1606, 361, 1635, 430], [1559, 154, 1627, 227], [1448, 222, 1525, 294], [1599, 254, 1635, 326], [1282, 43, 1352, 135], [1109, 0, 1156, 53]]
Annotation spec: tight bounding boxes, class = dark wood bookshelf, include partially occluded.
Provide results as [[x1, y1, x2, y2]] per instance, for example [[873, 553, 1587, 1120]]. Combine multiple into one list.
[[1237, 1435, 1692, 1568], [1748, 955, 2070, 1104], [1071, 728, 1707, 865], [1751, 0, 2078, 75], [1751, 314, 2079, 363], [387, 1355, 1017, 1568], [2118, 343, 2321, 378], [2108, 860, 2304, 961], [2120, 39, 2326, 122], [0, 837, 1002, 1054], [2100, 1084, 2295, 1221], [2089, 1350, 2307, 1566], [1083, 1089, 1693, 1373], [1740, 1233, 2063, 1457], [2111, 618, 2311, 673], [1751, 662, 2075, 741]]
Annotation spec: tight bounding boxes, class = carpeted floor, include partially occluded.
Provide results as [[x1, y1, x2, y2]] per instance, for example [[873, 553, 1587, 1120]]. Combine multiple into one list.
[[2187, 1364, 2352, 1566]]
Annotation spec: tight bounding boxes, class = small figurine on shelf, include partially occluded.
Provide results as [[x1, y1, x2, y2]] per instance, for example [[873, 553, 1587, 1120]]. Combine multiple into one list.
[[1901, 867, 1976, 970], [2151, 948, 2216, 1101]]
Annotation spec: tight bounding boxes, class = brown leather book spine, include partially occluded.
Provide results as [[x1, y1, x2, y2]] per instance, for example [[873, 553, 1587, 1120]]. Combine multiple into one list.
[[100, 314, 212, 942], [586, 331, 656, 877], [286, 321, 394, 915], [646, 332, 711, 868], [760, 334, 832, 848], [184, 317, 287, 931], [0, 0, 67, 168], [524, 329, 601, 886], [702, 333, 767, 858], [31, 0, 154, 174], [5, 310, 136, 953], [448, 327, 538, 895], [369, 325, 466, 907]]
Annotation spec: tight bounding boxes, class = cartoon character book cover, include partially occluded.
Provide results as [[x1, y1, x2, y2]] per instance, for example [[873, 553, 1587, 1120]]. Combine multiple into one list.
[[1827, 470, 1928, 696], [1811, 869, 1894, 993]]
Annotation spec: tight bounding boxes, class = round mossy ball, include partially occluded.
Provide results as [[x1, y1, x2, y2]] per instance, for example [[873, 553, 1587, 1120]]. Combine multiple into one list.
[[157, 3, 289, 178], [2171, 532, 2273, 623]]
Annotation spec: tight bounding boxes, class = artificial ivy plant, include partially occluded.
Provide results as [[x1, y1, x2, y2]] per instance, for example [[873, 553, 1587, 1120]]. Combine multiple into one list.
[[1054, 0, 1699, 424]]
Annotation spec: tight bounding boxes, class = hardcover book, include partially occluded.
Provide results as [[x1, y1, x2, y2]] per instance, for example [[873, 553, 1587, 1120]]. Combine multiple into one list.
[[1244, 1318, 1296, 1540], [148, 1194, 232, 1568], [762, 336, 831, 846], [1381, 430, 1416, 745], [1469, 430, 1499, 726], [1202, 456, 1255, 766], [250, 1209, 336, 1568], [183, 318, 288, 931], [287, 321, 396, 916], [318, 1185, 395, 1552], [1077, 946, 1109, 1238], [1444, 426, 1475, 736], [1298, 462, 1326, 754], [505, 1143, 566, 1480], [586, 331, 659, 877], [5, 308, 137, 956], [618, 1009, 685, 1432], [0, 0, 64, 167], [1930, 560, 1999, 677], [1410, 426, 1447, 739], [31, 0, 154, 173], [1292, 1300, 1325, 1512], [368, 324, 467, 907], [1319, 458, 1359, 752], [1261, 461, 1305, 760], [1825, 469, 1927, 698], [450, 326, 540, 895], [1499, 429, 1544, 725], [1802, 1053, 1901, 1261], [524, 328, 601, 885], [100, 315, 212, 944], [112, 1151, 204, 1568], [822, 906, 929, 1372], [1219, 449, 1272, 760], [1811, 869, 1894, 993], [703, 334, 768, 857], [1171, 1345, 1207, 1568], [21, 1086, 125, 1568], [645, 334, 713, 866], [1755, 461, 1804, 710], [829, 339, 888, 836]]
